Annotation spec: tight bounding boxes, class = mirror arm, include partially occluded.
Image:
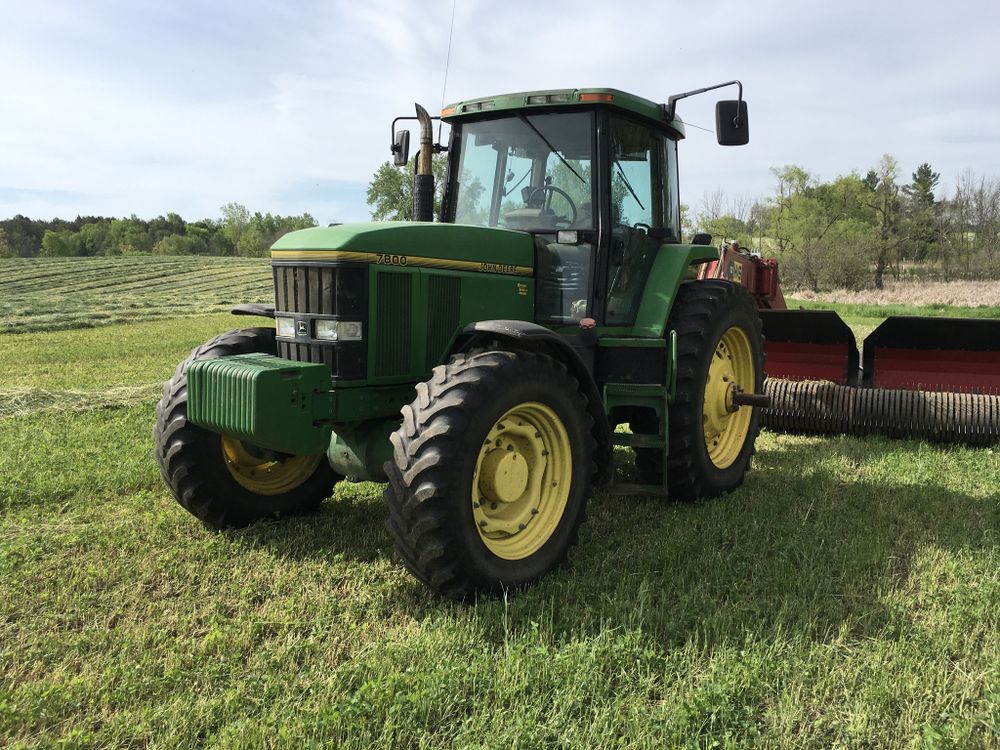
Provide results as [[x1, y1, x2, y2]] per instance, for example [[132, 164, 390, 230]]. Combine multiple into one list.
[[391, 115, 445, 156], [664, 80, 743, 123]]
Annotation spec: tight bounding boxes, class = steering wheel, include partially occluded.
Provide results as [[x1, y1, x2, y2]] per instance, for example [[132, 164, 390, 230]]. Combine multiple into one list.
[[527, 185, 578, 226]]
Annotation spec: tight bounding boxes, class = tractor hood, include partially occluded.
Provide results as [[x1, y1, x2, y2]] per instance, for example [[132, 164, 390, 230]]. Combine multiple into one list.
[[271, 222, 534, 277]]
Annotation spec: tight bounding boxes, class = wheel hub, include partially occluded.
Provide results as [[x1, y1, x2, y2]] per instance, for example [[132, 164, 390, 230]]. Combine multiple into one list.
[[478, 449, 529, 504], [471, 402, 572, 560], [221, 436, 320, 495], [702, 327, 756, 469]]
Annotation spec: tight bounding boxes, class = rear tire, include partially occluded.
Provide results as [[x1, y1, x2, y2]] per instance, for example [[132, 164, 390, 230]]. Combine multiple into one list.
[[383, 350, 595, 599], [153, 327, 340, 529], [635, 281, 764, 499]]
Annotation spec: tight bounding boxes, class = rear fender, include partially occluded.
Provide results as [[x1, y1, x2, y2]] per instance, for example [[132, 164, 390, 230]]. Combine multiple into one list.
[[633, 244, 720, 336], [454, 320, 613, 486]]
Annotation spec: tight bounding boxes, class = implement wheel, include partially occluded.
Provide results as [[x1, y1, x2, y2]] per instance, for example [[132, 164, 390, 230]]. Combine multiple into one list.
[[635, 281, 764, 499], [153, 328, 339, 529], [383, 350, 595, 599]]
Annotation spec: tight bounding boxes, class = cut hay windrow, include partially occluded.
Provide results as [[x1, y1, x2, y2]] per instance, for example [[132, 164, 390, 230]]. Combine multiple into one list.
[[0, 257, 273, 333]]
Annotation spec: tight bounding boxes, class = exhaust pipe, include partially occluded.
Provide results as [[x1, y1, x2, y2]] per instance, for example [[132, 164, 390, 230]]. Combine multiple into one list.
[[413, 103, 434, 222]]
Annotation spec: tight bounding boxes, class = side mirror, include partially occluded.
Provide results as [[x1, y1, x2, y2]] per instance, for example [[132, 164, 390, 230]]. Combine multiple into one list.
[[715, 100, 749, 146], [691, 232, 713, 246], [392, 129, 411, 166]]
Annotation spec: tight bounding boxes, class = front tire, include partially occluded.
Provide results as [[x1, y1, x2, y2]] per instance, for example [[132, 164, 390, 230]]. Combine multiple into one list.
[[153, 327, 340, 529], [635, 281, 764, 499], [383, 350, 595, 599]]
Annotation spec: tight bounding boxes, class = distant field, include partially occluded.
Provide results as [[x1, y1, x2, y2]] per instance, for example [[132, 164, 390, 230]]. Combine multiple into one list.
[[0, 256, 271, 333]]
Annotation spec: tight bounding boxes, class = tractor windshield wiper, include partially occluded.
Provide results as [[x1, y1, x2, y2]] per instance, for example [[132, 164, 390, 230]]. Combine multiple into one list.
[[613, 159, 645, 211], [517, 114, 585, 184]]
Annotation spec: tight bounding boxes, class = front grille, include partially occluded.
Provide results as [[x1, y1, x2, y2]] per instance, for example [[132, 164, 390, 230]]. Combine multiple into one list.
[[272, 263, 368, 380], [374, 272, 413, 376], [425, 276, 461, 370]]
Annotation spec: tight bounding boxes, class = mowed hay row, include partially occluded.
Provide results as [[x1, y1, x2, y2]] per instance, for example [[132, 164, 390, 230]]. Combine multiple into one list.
[[0, 256, 268, 293], [0, 256, 273, 333]]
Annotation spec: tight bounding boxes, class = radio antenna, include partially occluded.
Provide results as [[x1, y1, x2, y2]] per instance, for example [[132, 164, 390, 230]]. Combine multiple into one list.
[[437, 0, 457, 143]]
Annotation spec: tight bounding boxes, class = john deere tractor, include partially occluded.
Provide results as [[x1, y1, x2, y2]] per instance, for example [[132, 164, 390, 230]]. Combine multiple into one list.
[[154, 82, 767, 598]]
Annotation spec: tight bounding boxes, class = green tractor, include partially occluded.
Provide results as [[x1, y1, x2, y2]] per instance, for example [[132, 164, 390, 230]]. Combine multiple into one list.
[[154, 82, 767, 598]]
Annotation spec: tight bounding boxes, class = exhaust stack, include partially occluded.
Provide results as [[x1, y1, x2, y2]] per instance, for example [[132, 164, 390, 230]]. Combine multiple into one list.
[[413, 103, 434, 222]]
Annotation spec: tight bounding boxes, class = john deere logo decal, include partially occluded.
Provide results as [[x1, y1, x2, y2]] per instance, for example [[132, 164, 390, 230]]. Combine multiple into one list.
[[296, 320, 309, 335], [271, 249, 533, 276]]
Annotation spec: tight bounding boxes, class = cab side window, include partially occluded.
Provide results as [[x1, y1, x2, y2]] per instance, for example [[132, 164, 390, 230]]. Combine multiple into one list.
[[605, 117, 666, 325]]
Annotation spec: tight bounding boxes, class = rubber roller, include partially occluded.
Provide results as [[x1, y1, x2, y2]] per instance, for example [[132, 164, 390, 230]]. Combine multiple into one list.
[[762, 380, 1000, 446]]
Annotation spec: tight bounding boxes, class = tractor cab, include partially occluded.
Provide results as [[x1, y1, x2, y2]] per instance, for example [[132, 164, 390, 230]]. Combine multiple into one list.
[[438, 92, 684, 328]]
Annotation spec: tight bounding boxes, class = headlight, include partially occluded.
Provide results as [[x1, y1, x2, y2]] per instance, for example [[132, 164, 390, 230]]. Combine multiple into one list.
[[314, 320, 363, 341], [275, 316, 295, 338]]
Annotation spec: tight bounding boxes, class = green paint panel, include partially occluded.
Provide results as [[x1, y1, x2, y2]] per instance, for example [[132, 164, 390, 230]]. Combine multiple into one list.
[[327, 384, 418, 423], [273, 222, 535, 269], [629, 244, 720, 338], [327, 419, 399, 482], [364, 266, 534, 386], [186, 353, 334, 456]]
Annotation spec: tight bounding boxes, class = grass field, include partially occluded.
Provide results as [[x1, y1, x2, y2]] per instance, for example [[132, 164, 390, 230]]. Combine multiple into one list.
[[2, 258, 999, 748], [0, 256, 271, 333]]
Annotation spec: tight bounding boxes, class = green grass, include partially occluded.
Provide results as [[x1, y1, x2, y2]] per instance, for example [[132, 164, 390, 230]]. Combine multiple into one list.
[[1, 292, 999, 747], [0, 257, 271, 333]]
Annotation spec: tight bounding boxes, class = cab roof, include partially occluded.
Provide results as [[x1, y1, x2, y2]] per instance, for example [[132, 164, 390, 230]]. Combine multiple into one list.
[[442, 87, 686, 139]]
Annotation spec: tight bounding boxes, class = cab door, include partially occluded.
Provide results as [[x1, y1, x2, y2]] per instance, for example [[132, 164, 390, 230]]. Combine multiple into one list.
[[604, 116, 677, 326]]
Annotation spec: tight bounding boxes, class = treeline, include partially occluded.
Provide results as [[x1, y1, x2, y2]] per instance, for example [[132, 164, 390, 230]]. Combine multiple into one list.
[[697, 157, 1000, 290], [0, 203, 316, 259]]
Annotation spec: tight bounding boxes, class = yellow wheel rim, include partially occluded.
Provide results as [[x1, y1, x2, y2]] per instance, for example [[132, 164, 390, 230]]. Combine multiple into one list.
[[221, 436, 321, 495], [703, 326, 756, 469], [472, 402, 572, 560]]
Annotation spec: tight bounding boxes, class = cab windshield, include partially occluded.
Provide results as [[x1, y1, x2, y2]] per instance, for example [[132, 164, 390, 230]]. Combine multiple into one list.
[[451, 112, 594, 231]]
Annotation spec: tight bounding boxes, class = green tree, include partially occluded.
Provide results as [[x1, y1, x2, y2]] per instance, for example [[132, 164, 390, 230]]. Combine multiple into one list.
[[762, 166, 875, 291], [367, 158, 448, 221], [237, 225, 267, 257], [39, 230, 79, 257], [105, 216, 152, 255], [220, 202, 251, 249], [0, 228, 15, 258], [75, 222, 108, 256], [863, 154, 904, 289], [152, 234, 204, 255], [901, 163, 941, 265]]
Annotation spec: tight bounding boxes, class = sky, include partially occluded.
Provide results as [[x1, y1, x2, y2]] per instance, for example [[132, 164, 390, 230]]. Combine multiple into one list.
[[2, 0, 998, 225]]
